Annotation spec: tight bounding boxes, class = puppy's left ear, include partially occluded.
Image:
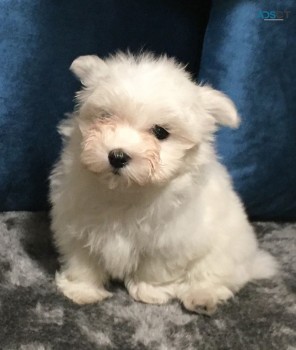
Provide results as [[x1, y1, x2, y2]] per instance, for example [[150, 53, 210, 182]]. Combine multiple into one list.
[[70, 55, 108, 86], [199, 86, 240, 128]]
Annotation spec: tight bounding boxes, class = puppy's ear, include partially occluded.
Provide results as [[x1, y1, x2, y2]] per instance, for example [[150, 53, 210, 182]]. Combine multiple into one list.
[[199, 86, 240, 128], [70, 55, 108, 86]]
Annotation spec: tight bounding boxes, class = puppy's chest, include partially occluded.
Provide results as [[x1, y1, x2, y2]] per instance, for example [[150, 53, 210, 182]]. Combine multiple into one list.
[[85, 194, 197, 279], [92, 208, 166, 278], [101, 209, 162, 249]]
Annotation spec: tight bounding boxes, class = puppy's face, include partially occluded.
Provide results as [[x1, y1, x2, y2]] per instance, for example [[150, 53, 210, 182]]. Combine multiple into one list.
[[78, 105, 196, 189], [70, 54, 239, 189]]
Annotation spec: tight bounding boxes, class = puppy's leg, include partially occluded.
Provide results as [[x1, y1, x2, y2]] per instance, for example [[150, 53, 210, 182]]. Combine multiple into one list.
[[178, 245, 277, 315], [56, 247, 111, 305], [125, 279, 175, 305], [177, 254, 237, 315]]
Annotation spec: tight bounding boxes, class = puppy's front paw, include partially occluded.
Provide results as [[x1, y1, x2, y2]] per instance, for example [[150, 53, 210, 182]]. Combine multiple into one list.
[[181, 286, 233, 316], [56, 272, 112, 305], [182, 291, 217, 315], [126, 280, 171, 305]]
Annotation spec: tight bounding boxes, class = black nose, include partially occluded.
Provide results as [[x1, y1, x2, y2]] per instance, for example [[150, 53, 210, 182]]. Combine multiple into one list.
[[108, 149, 131, 169]]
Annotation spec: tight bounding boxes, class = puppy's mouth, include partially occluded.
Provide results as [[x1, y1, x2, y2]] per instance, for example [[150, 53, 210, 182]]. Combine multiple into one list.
[[112, 169, 121, 176]]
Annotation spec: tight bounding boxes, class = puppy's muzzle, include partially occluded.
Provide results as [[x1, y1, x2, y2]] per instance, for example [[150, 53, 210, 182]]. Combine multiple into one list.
[[108, 149, 131, 170]]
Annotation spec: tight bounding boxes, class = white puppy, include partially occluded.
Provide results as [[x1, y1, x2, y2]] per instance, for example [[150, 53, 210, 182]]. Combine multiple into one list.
[[50, 53, 277, 314]]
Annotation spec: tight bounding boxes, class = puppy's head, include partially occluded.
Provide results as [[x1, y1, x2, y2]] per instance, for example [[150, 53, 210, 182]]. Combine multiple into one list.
[[70, 53, 239, 189]]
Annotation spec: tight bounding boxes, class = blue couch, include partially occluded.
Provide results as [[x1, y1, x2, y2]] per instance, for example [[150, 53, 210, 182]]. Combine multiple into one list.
[[0, 0, 295, 218]]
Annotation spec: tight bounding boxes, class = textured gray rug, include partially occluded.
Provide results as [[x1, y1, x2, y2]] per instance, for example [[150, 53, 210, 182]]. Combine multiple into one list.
[[0, 212, 295, 350]]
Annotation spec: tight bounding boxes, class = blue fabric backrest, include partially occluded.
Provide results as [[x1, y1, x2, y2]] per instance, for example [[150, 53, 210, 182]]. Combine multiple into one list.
[[0, 0, 210, 211], [199, 0, 296, 220]]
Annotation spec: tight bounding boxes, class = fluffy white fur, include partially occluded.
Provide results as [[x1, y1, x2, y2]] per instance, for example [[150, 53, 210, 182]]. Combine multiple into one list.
[[50, 52, 277, 314]]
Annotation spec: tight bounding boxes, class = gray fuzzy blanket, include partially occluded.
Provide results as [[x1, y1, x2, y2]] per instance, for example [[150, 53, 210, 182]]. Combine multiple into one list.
[[0, 212, 295, 350]]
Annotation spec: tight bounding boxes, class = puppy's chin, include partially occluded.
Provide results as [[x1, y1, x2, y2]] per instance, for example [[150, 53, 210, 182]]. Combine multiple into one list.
[[84, 163, 168, 190]]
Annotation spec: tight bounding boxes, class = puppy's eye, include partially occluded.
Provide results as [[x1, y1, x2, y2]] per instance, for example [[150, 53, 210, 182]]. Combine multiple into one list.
[[151, 125, 170, 140], [100, 110, 112, 118]]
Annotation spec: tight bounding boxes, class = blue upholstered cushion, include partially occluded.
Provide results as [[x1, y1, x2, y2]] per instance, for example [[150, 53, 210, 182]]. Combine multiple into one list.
[[199, 0, 296, 220], [0, 0, 210, 211]]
